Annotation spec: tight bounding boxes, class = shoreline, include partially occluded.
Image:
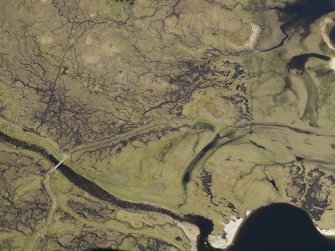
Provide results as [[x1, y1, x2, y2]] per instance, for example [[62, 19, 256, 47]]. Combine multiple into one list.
[[317, 227, 335, 237], [209, 208, 335, 249], [208, 210, 251, 249]]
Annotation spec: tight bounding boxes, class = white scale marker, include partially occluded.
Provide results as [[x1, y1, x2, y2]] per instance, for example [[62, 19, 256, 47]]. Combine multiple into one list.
[[54, 159, 65, 169], [54, 154, 69, 170]]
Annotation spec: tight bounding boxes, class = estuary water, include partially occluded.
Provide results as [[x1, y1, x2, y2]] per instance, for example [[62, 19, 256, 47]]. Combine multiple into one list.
[[225, 203, 335, 251]]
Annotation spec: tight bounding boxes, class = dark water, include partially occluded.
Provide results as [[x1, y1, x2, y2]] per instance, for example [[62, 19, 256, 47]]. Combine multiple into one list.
[[0, 131, 59, 165], [329, 25, 335, 44], [262, 0, 335, 51], [185, 215, 219, 251], [280, 0, 335, 26], [287, 53, 330, 71], [226, 203, 335, 251]]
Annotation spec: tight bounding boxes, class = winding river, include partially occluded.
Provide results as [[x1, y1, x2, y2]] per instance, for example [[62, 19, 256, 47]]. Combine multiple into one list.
[[0, 131, 216, 251], [3, 121, 335, 251]]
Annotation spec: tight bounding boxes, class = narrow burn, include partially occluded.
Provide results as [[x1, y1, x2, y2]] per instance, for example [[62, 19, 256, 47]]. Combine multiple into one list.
[[266, 176, 279, 192], [329, 25, 335, 44], [183, 172, 190, 183]]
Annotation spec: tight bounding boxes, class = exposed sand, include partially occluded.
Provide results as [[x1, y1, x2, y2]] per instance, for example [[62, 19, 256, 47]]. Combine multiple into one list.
[[208, 209, 335, 249], [317, 227, 335, 236], [320, 18, 335, 51], [227, 24, 261, 51], [208, 210, 251, 249], [329, 57, 335, 71], [247, 25, 261, 49]]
